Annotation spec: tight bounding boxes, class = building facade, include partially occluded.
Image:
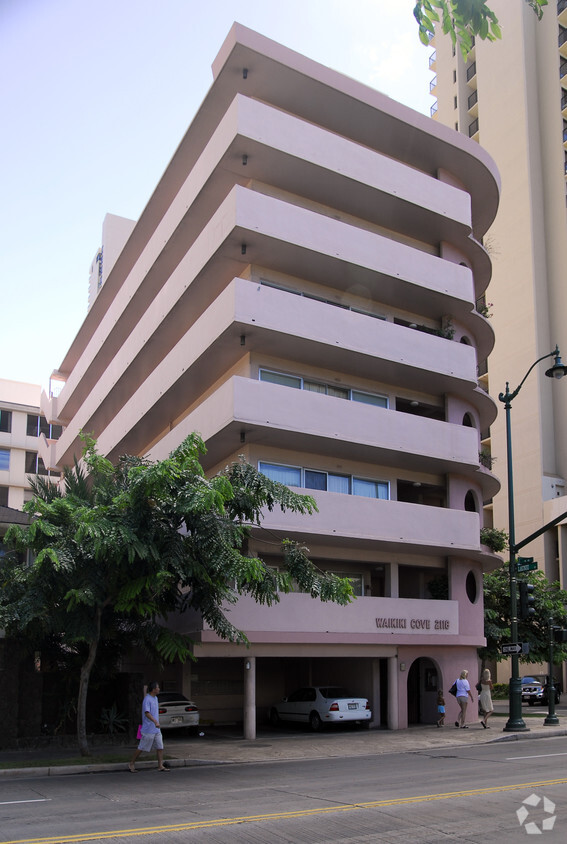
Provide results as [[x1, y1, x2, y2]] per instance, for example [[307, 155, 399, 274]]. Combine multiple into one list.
[[430, 3, 567, 613], [40, 25, 501, 729], [0, 379, 61, 512]]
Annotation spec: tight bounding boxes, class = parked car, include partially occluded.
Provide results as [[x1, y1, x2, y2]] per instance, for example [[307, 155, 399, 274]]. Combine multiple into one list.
[[157, 692, 199, 732], [270, 686, 371, 732]]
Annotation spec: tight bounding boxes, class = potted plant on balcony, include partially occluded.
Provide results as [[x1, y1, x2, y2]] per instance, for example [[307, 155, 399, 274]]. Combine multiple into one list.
[[480, 527, 508, 553]]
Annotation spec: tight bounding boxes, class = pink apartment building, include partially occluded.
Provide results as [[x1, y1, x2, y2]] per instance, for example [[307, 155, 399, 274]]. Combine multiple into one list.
[[40, 24, 502, 730]]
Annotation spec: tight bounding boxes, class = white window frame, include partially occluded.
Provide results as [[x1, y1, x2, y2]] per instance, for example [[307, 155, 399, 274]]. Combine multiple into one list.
[[259, 462, 389, 500], [259, 369, 388, 409]]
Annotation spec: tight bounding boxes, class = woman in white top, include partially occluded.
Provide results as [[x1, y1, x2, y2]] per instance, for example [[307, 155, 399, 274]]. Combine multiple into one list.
[[455, 669, 474, 728]]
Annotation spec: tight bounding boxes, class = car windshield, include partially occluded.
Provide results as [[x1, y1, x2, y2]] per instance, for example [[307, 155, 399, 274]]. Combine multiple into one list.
[[318, 687, 352, 699], [521, 677, 538, 684]]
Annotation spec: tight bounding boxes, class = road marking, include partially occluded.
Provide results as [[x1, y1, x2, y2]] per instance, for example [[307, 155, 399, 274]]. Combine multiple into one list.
[[3, 777, 567, 843], [0, 800, 50, 806], [507, 751, 567, 760]]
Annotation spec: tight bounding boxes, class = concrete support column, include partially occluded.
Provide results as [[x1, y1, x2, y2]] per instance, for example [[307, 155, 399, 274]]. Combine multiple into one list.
[[387, 563, 399, 598], [371, 658, 381, 728], [243, 657, 256, 740], [387, 655, 399, 731]]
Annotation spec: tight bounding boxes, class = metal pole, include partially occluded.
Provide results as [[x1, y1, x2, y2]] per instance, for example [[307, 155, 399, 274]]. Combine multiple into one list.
[[502, 387, 528, 732], [544, 619, 559, 726]]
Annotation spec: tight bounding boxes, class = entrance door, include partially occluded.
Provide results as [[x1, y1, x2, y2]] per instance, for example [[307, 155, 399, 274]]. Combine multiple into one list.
[[407, 658, 439, 724]]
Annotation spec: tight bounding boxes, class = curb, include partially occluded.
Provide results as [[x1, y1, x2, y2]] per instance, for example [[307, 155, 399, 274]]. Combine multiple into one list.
[[1, 725, 565, 780]]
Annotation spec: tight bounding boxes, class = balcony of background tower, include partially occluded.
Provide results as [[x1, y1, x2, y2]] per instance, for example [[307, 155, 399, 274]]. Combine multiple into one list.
[[468, 89, 478, 117]]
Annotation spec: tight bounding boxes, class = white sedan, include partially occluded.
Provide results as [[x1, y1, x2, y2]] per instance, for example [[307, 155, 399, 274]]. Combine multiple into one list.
[[157, 692, 199, 732], [270, 686, 372, 731]]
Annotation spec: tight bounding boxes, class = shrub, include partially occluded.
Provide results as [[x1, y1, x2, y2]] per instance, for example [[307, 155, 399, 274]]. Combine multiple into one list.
[[480, 527, 508, 552]]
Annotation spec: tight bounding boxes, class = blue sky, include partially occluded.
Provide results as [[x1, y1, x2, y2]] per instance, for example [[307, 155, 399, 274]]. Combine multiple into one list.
[[0, 0, 434, 389]]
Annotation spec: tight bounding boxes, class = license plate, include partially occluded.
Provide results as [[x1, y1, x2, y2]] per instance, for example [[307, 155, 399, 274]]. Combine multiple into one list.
[[170, 716, 183, 724], [348, 703, 358, 710]]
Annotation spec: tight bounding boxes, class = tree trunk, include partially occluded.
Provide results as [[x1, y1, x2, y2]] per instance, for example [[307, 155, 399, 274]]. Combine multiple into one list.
[[76, 607, 102, 757]]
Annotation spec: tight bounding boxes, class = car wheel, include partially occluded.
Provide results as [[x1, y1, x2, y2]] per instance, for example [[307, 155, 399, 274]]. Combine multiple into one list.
[[309, 711, 322, 732], [270, 708, 281, 727]]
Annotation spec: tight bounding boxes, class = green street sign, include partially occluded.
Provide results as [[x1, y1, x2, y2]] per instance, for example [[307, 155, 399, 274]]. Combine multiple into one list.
[[517, 557, 537, 573]]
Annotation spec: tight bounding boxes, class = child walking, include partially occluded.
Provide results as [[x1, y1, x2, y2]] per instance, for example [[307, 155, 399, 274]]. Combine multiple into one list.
[[437, 689, 445, 727]]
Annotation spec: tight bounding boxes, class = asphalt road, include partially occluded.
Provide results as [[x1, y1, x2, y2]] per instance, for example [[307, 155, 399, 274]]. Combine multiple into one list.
[[2, 733, 567, 843]]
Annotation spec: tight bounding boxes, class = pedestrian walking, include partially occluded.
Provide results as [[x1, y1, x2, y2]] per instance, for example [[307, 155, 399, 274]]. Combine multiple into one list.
[[454, 669, 474, 728], [129, 682, 169, 772], [479, 668, 494, 728]]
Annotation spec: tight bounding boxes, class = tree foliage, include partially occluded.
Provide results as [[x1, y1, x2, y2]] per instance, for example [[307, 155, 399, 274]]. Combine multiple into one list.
[[480, 565, 567, 665], [0, 433, 352, 755], [414, 0, 547, 58]]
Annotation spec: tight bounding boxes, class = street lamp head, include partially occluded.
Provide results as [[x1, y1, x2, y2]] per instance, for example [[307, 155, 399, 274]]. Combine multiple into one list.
[[545, 346, 567, 380]]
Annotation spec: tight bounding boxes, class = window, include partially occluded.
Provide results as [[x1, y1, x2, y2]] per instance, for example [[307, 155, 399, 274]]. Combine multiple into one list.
[[454, 95, 458, 109], [0, 485, 8, 506], [259, 370, 388, 408], [27, 415, 39, 436], [333, 572, 363, 596], [453, 69, 457, 83], [259, 463, 388, 500], [0, 448, 9, 471], [0, 410, 12, 433], [259, 280, 386, 321], [352, 391, 388, 409], [353, 478, 389, 499], [305, 470, 351, 493], [259, 370, 301, 389], [25, 451, 38, 474], [26, 414, 62, 440], [25, 452, 49, 476], [259, 463, 301, 487]]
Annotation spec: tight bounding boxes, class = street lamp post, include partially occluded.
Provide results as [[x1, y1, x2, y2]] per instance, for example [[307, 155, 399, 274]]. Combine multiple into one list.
[[544, 618, 559, 727], [498, 346, 567, 733]]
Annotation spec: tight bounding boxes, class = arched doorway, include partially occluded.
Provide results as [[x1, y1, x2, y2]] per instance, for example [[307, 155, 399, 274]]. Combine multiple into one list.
[[407, 657, 441, 724]]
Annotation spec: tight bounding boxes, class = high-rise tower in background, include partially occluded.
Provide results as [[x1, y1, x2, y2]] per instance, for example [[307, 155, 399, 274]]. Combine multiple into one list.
[[431, 1, 567, 592]]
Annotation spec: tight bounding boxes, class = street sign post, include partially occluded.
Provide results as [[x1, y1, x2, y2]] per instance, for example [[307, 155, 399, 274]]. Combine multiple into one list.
[[517, 556, 537, 573], [501, 642, 523, 655]]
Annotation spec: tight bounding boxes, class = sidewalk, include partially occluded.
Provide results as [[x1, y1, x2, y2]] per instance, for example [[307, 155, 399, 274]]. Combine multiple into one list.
[[2, 712, 566, 779]]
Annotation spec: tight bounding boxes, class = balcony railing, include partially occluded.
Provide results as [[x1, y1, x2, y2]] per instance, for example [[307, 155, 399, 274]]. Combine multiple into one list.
[[468, 117, 479, 137], [560, 27, 567, 48], [430, 101, 438, 116], [563, 125, 567, 142], [562, 91, 567, 110], [429, 75, 437, 92], [468, 90, 478, 109], [466, 61, 477, 82], [429, 51, 437, 68], [559, 0, 567, 16], [561, 59, 567, 79]]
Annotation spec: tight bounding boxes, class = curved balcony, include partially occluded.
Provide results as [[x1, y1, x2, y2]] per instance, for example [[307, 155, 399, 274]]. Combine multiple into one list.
[[50, 186, 484, 447], [252, 487, 484, 561], [144, 375, 499, 502], [49, 278, 498, 468]]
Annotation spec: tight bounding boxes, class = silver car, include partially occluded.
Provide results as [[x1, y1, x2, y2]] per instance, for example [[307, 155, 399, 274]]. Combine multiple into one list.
[[270, 686, 372, 731], [158, 692, 199, 732]]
